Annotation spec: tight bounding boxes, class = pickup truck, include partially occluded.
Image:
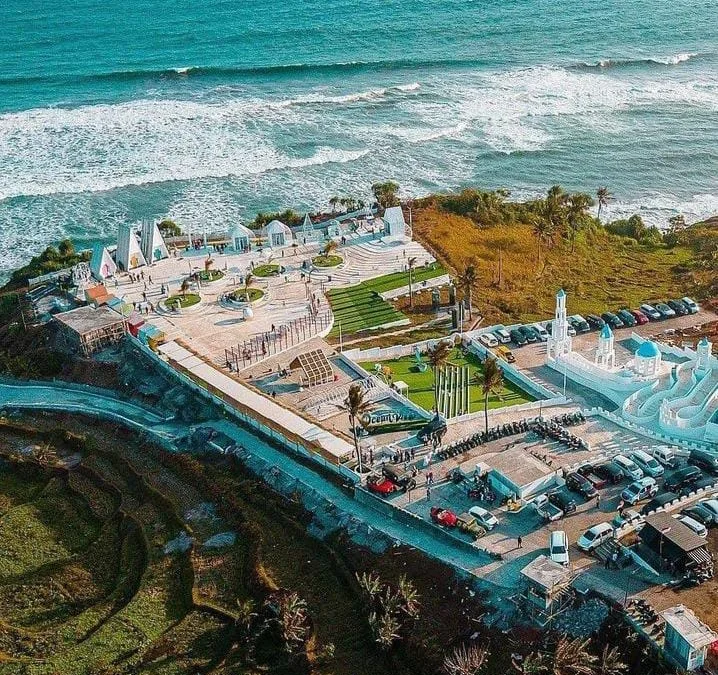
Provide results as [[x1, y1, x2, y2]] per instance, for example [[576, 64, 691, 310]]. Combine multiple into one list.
[[533, 494, 563, 522], [456, 513, 487, 540]]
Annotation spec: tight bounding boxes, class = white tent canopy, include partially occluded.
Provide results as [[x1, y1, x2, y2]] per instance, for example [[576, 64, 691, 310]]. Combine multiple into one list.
[[265, 220, 293, 248], [229, 222, 254, 251]]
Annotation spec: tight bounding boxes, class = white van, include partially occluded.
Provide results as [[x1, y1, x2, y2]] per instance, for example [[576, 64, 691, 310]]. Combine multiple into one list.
[[652, 446, 678, 468], [549, 530, 570, 566], [577, 522, 613, 552], [631, 449, 664, 478], [612, 454, 644, 481]]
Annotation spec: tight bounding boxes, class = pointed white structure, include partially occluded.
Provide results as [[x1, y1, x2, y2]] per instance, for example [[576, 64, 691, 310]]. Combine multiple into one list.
[[301, 213, 315, 243], [695, 337, 713, 375], [265, 220, 293, 248], [116, 223, 146, 271], [229, 222, 253, 252], [140, 220, 169, 264], [90, 244, 117, 281], [382, 206, 407, 238], [546, 289, 572, 360], [595, 324, 615, 370], [326, 219, 341, 239]]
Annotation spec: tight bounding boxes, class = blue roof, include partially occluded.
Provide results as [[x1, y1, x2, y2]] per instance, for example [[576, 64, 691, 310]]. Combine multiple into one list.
[[556, 289, 566, 298], [636, 341, 660, 358], [600, 325, 613, 339], [699, 337, 710, 346]]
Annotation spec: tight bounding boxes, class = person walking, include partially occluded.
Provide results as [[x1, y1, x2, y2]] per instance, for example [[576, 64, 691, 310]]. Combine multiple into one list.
[[596, 494, 601, 509], [611, 551, 619, 569], [517, 536, 523, 549], [604, 554, 611, 569]]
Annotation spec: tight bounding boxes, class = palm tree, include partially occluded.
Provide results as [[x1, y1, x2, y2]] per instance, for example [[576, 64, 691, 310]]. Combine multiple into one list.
[[532, 214, 552, 269], [457, 261, 477, 319], [204, 255, 214, 273], [338, 384, 373, 471], [180, 277, 191, 298], [443, 644, 489, 675], [407, 256, 418, 308], [596, 186, 612, 221], [566, 193, 594, 252], [275, 592, 309, 653], [527, 636, 597, 675], [595, 645, 627, 675], [474, 356, 503, 433], [396, 575, 420, 618], [323, 239, 338, 257], [427, 341, 452, 410], [243, 272, 254, 301], [329, 196, 339, 213]]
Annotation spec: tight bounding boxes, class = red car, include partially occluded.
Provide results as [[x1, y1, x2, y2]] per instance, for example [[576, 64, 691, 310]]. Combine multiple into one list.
[[631, 310, 649, 325], [430, 507, 458, 527], [367, 475, 397, 496]]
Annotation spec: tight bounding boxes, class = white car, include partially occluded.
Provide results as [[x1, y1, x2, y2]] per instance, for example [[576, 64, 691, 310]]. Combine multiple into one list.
[[631, 450, 664, 478], [640, 303, 661, 320], [493, 328, 511, 344], [532, 323, 549, 341], [682, 297, 699, 314], [577, 522, 613, 552], [468, 505, 498, 530], [549, 530, 570, 566], [612, 454, 644, 481], [674, 514, 708, 538], [620, 477, 658, 505], [478, 333, 499, 348], [699, 499, 718, 524]]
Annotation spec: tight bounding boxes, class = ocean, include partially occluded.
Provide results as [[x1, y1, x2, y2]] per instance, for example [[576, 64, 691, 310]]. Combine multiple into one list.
[[1, 0, 717, 281]]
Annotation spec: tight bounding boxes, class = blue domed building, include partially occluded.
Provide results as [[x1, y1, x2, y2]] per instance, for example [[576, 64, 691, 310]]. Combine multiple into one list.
[[634, 339, 662, 376]]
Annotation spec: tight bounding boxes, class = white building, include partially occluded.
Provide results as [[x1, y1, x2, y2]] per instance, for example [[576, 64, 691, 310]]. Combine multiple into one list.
[[229, 222, 253, 252], [634, 340, 662, 377], [546, 289, 572, 361], [382, 206, 407, 238], [90, 244, 117, 281], [265, 220, 293, 248], [116, 223, 146, 271], [661, 605, 717, 671], [595, 324, 615, 370], [140, 220, 169, 264]]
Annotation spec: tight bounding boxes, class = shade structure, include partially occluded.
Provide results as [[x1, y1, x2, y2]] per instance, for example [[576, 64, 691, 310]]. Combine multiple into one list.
[[289, 349, 334, 387]]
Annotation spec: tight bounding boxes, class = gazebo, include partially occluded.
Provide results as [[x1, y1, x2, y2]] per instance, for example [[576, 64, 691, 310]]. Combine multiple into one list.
[[382, 206, 407, 238], [229, 222, 253, 252], [265, 220, 293, 248]]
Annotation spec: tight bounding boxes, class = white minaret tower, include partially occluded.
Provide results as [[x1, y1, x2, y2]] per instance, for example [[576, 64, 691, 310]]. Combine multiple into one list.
[[695, 337, 713, 375], [546, 289, 573, 361], [595, 324, 615, 370]]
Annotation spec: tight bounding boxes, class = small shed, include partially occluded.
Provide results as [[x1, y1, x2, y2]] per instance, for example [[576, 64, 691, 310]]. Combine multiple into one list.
[[229, 223, 253, 252], [85, 284, 110, 307], [638, 512, 710, 573], [662, 605, 717, 671], [54, 305, 126, 356], [519, 555, 573, 626], [289, 349, 334, 387], [382, 206, 406, 238], [485, 447, 560, 500], [265, 220, 293, 248]]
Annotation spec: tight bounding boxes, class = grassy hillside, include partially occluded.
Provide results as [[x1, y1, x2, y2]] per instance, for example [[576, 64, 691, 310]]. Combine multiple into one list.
[[412, 201, 703, 324]]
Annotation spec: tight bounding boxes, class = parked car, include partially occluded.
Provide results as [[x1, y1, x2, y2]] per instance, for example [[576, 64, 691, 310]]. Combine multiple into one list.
[[494, 328, 512, 344], [641, 492, 680, 515], [510, 328, 528, 346], [631, 449, 664, 478], [674, 514, 707, 538], [652, 445, 680, 468], [382, 466, 417, 492], [601, 312, 624, 329], [577, 522, 613, 552], [655, 302, 676, 319], [565, 472, 598, 499], [468, 505, 499, 530], [592, 462, 624, 484], [533, 494, 564, 521], [681, 476, 718, 497], [568, 315, 590, 333], [681, 504, 716, 527], [518, 325, 539, 343], [549, 530, 570, 566], [688, 449, 718, 475], [430, 507, 458, 527], [667, 299, 689, 316], [664, 465, 701, 492], [548, 490, 577, 514], [682, 297, 699, 314], [698, 499, 718, 524], [612, 509, 644, 530], [640, 303, 662, 321], [621, 477, 658, 505], [495, 345, 516, 363], [617, 309, 637, 327], [612, 454, 644, 481], [479, 332, 499, 348], [585, 314, 606, 330], [578, 463, 608, 489], [631, 309, 649, 325], [366, 474, 398, 496], [532, 323, 549, 341], [456, 513, 487, 539]]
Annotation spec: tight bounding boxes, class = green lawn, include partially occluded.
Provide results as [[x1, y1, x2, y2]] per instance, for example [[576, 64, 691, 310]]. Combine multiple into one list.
[[166, 293, 200, 309], [312, 254, 343, 267], [359, 347, 533, 412], [327, 264, 446, 336], [253, 263, 280, 277]]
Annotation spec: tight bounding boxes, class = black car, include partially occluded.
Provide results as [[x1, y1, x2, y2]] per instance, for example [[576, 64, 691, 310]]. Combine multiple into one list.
[[593, 462, 624, 484], [664, 465, 701, 492], [667, 299, 689, 316], [569, 316, 591, 333], [641, 492, 680, 515], [680, 476, 718, 497], [688, 449, 718, 475], [601, 312, 624, 329], [617, 309, 637, 327], [565, 472, 598, 499], [548, 490, 577, 514], [585, 314, 606, 330], [518, 325, 539, 343], [681, 504, 715, 527], [510, 328, 528, 346], [382, 466, 417, 491]]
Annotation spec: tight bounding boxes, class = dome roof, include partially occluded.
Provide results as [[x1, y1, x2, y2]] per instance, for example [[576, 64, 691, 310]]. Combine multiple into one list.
[[636, 340, 660, 358], [600, 325, 613, 339], [699, 337, 710, 346]]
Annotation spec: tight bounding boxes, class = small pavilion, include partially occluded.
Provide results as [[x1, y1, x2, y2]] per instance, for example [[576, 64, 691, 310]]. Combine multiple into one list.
[[265, 220, 293, 248], [229, 222, 253, 252]]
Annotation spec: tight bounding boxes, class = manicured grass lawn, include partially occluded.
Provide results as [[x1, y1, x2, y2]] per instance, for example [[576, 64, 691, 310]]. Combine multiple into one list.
[[312, 254, 343, 267], [359, 347, 532, 412], [198, 269, 224, 282], [166, 293, 200, 308], [229, 287, 264, 302], [327, 264, 446, 336], [253, 263, 280, 277]]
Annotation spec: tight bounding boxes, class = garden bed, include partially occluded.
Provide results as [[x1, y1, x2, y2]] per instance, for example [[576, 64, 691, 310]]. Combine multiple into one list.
[[312, 254, 343, 268], [253, 264, 280, 277], [229, 288, 265, 303], [198, 269, 224, 282], [165, 293, 201, 309]]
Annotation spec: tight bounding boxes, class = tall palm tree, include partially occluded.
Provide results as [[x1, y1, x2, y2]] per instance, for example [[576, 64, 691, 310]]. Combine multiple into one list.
[[596, 186, 612, 221], [474, 356, 503, 433], [329, 196, 339, 213], [427, 341, 452, 410], [180, 277, 191, 298], [595, 645, 627, 675], [407, 256, 418, 308], [457, 261, 477, 319], [526, 637, 597, 675], [566, 193, 594, 252], [532, 213, 552, 269], [443, 644, 489, 675], [339, 384, 373, 471], [323, 239, 338, 256]]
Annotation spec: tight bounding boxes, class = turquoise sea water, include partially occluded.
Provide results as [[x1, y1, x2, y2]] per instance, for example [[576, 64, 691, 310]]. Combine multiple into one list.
[[1, 0, 717, 279]]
